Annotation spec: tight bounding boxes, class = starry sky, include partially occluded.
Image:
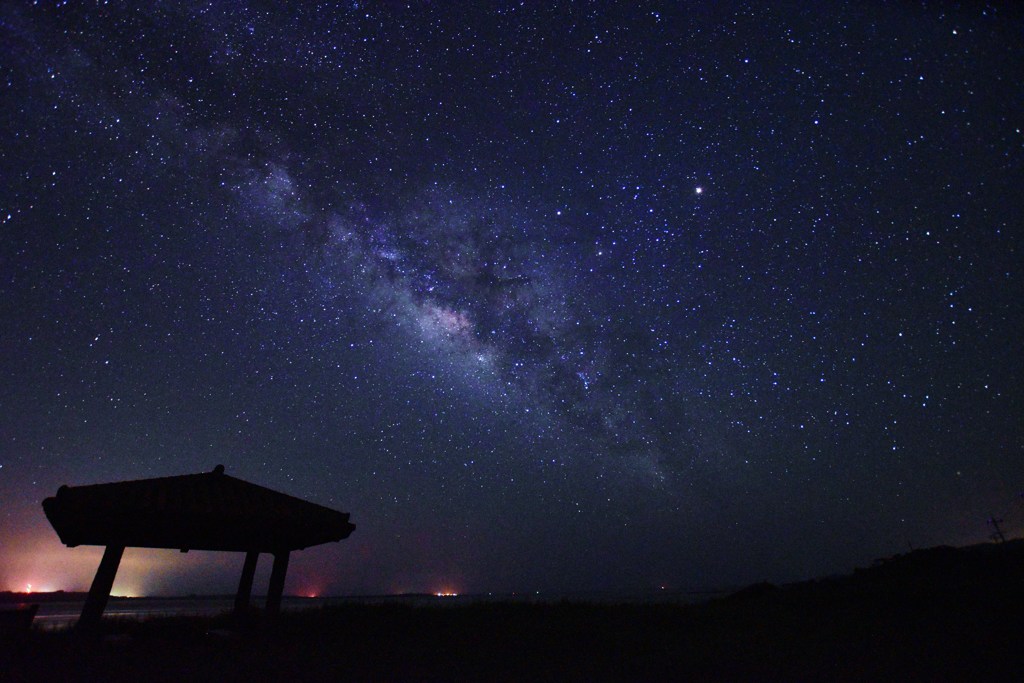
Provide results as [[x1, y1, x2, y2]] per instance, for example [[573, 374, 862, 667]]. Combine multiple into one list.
[[1, 2, 1022, 598]]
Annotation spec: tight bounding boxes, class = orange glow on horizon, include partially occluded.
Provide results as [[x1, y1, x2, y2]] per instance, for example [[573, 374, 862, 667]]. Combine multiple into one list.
[[3, 541, 249, 596], [17, 581, 57, 594], [297, 581, 324, 598]]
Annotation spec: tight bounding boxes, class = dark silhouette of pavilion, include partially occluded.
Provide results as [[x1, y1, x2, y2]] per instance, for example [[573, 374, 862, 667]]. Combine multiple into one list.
[[42, 465, 355, 629]]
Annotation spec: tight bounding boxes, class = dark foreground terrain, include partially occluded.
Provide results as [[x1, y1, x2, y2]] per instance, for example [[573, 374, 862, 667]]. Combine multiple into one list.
[[3, 541, 1022, 682]]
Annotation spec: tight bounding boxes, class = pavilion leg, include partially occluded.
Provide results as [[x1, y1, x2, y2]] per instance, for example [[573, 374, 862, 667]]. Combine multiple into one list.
[[234, 551, 259, 616], [78, 544, 125, 631], [265, 551, 290, 616]]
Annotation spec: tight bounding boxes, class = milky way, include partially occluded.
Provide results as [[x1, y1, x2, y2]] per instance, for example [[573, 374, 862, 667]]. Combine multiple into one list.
[[1, 2, 1021, 596], [238, 165, 683, 484]]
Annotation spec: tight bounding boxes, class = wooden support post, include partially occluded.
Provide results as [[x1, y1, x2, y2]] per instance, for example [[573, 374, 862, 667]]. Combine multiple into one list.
[[234, 551, 259, 616], [265, 551, 290, 616], [78, 544, 125, 631]]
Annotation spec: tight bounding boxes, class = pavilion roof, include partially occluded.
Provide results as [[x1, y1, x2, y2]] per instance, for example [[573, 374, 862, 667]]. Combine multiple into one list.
[[42, 466, 355, 553]]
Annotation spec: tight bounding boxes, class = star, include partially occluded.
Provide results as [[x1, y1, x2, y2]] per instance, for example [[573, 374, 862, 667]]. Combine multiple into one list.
[[0, 0, 1019, 599]]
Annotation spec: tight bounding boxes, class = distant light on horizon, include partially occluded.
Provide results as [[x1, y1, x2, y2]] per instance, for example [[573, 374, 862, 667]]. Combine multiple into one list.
[[22, 581, 57, 594], [434, 591, 459, 597], [21, 581, 58, 598]]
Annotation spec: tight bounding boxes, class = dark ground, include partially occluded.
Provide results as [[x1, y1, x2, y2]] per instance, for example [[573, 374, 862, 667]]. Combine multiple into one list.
[[2, 541, 1022, 682]]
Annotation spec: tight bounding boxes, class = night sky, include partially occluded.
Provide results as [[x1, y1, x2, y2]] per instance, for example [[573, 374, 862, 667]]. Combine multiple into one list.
[[2, 2, 1022, 599]]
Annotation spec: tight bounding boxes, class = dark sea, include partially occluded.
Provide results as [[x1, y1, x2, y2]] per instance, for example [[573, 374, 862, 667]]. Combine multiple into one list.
[[30, 591, 724, 630]]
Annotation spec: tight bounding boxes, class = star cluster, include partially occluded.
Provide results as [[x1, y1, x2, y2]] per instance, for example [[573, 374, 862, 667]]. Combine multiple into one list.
[[1, 2, 1021, 596]]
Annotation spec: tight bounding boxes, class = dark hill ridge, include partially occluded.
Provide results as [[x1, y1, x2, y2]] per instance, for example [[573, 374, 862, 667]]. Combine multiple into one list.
[[723, 538, 1024, 603]]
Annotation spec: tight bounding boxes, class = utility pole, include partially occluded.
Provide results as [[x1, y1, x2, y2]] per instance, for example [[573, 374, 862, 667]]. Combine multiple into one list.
[[987, 516, 1006, 543]]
